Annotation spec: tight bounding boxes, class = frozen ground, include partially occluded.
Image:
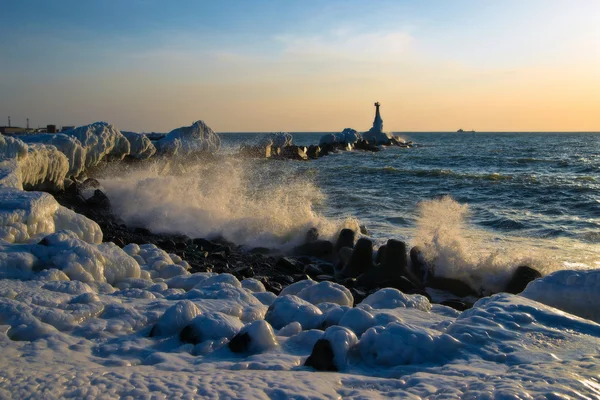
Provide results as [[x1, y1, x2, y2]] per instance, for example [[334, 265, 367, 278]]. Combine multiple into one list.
[[1, 254, 600, 398]]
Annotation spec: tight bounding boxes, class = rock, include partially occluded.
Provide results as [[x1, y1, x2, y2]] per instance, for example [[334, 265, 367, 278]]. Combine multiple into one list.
[[375, 245, 386, 265], [315, 274, 335, 282], [359, 225, 369, 235], [338, 247, 353, 265], [409, 246, 431, 282], [334, 229, 355, 253], [341, 238, 374, 278], [406, 288, 432, 303], [440, 300, 471, 311], [293, 240, 334, 259], [350, 288, 367, 306], [233, 265, 254, 278], [306, 227, 319, 242], [304, 264, 324, 277], [279, 145, 308, 161], [307, 145, 321, 159], [250, 247, 270, 255], [228, 332, 251, 353], [192, 238, 217, 251], [275, 257, 304, 274], [180, 325, 201, 345], [427, 277, 477, 298], [504, 265, 542, 294], [354, 139, 381, 152], [304, 339, 337, 372], [239, 143, 272, 158], [381, 239, 420, 286], [86, 189, 111, 210]]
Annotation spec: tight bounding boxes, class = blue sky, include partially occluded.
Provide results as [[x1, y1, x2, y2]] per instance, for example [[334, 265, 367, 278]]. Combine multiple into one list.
[[1, 0, 599, 131]]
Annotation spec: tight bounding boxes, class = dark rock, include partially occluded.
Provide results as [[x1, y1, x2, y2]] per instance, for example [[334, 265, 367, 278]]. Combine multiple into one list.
[[239, 143, 272, 158], [86, 189, 111, 210], [341, 238, 374, 278], [38, 237, 51, 246], [440, 300, 471, 311], [209, 251, 228, 262], [180, 325, 201, 345], [293, 274, 311, 282], [307, 145, 321, 159], [315, 274, 335, 282], [318, 263, 335, 274], [81, 178, 101, 191], [293, 240, 334, 259], [409, 246, 431, 282], [158, 239, 177, 251], [427, 277, 477, 298], [504, 266, 541, 294], [359, 225, 368, 235], [279, 145, 308, 161], [264, 281, 282, 294], [350, 288, 367, 306], [304, 339, 337, 372], [381, 239, 421, 287], [334, 229, 355, 253], [135, 227, 153, 235], [274, 257, 304, 274], [304, 264, 323, 277], [354, 140, 381, 152], [234, 265, 254, 278], [149, 325, 158, 337], [192, 238, 217, 251], [250, 247, 271, 255], [175, 241, 187, 251], [228, 332, 251, 353], [306, 227, 319, 242], [375, 245, 386, 265]]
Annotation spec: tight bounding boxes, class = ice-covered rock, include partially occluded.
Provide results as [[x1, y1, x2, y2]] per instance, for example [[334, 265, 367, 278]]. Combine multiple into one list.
[[319, 128, 361, 146], [182, 312, 244, 344], [64, 122, 130, 168], [279, 279, 317, 297], [121, 131, 157, 160], [323, 326, 358, 369], [0, 134, 28, 160], [228, 320, 278, 353], [155, 120, 221, 157], [521, 269, 600, 323], [265, 295, 323, 330], [362, 129, 392, 144], [360, 321, 460, 366], [0, 189, 102, 244], [260, 132, 293, 148], [19, 134, 86, 177], [151, 300, 201, 337], [337, 307, 376, 337], [296, 281, 353, 307], [359, 288, 431, 312]]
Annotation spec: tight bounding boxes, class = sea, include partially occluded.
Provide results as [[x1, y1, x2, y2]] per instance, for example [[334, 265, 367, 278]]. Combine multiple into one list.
[[99, 131, 600, 292]]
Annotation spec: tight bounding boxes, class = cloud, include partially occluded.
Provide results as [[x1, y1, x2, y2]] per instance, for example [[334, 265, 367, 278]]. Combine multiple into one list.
[[274, 29, 414, 61]]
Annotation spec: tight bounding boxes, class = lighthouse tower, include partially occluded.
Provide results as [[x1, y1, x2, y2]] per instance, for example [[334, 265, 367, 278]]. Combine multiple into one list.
[[372, 102, 383, 133]]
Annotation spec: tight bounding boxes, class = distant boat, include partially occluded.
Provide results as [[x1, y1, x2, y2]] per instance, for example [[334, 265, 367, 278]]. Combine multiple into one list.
[[457, 129, 475, 133]]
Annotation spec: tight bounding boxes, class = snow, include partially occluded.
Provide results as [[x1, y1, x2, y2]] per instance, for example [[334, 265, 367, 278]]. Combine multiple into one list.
[[156, 120, 221, 157], [362, 129, 392, 144], [296, 281, 354, 307], [64, 122, 130, 168], [121, 131, 157, 160], [0, 267, 599, 398], [319, 128, 361, 146], [521, 269, 600, 323], [19, 133, 87, 177], [359, 288, 432, 312], [259, 132, 293, 148]]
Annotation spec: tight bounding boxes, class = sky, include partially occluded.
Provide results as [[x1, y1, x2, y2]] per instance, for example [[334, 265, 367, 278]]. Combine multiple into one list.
[[1, 0, 599, 132]]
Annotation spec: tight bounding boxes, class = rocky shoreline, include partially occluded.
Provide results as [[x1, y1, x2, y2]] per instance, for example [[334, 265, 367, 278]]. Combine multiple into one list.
[[54, 175, 541, 312]]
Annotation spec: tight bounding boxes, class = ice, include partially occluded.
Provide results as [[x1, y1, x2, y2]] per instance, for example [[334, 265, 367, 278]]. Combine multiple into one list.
[[121, 131, 156, 160], [319, 128, 361, 146], [237, 319, 278, 353], [279, 278, 316, 297], [19, 133, 87, 177], [362, 129, 392, 144], [337, 307, 376, 337], [155, 120, 221, 157], [0, 188, 102, 244], [296, 281, 354, 307], [521, 269, 600, 323], [0, 134, 28, 160], [241, 278, 266, 293], [64, 122, 130, 168], [265, 295, 323, 330], [359, 288, 432, 312], [151, 300, 201, 337], [322, 325, 359, 370], [259, 132, 293, 148], [187, 311, 244, 342]]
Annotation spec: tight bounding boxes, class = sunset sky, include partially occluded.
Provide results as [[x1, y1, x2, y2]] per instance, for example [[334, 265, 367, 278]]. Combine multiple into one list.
[[1, 0, 599, 132]]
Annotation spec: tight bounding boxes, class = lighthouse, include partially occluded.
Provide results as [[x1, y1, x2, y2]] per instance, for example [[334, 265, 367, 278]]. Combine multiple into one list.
[[372, 102, 383, 133]]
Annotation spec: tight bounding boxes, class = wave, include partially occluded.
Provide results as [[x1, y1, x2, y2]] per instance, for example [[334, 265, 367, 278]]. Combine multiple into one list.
[[410, 196, 600, 295], [96, 157, 358, 249]]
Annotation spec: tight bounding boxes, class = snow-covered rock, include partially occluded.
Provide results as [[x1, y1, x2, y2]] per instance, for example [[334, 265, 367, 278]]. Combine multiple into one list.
[[362, 129, 392, 144], [521, 269, 600, 323], [296, 281, 353, 307], [319, 128, 361, 146], [64, 122, 130, 168], [0, 134, 28, 160], [121, 131, 156, 160], [152, 300, 201, 337], [19, 134, 86, 177], [322, 325, 358, 369], [265, 295, 323, 330], [259, 132, 293, 148], [359, 288, 431, 312], [155, 120, 221, 157]]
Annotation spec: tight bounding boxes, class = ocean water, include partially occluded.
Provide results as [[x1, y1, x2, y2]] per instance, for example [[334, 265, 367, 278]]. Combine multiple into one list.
[[99, 131, 600, 288]]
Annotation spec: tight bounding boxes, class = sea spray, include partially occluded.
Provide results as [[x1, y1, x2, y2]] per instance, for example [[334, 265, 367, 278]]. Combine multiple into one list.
[[96, 157, 358, 249], [411, 196, 555, 294]]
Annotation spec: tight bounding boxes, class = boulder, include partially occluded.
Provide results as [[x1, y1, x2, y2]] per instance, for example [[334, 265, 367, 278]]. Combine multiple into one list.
[[334, 229, 355, 253], [340, 238, 374, 278], [304, 339, 337, 371], [504, 265, 541, 294]]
